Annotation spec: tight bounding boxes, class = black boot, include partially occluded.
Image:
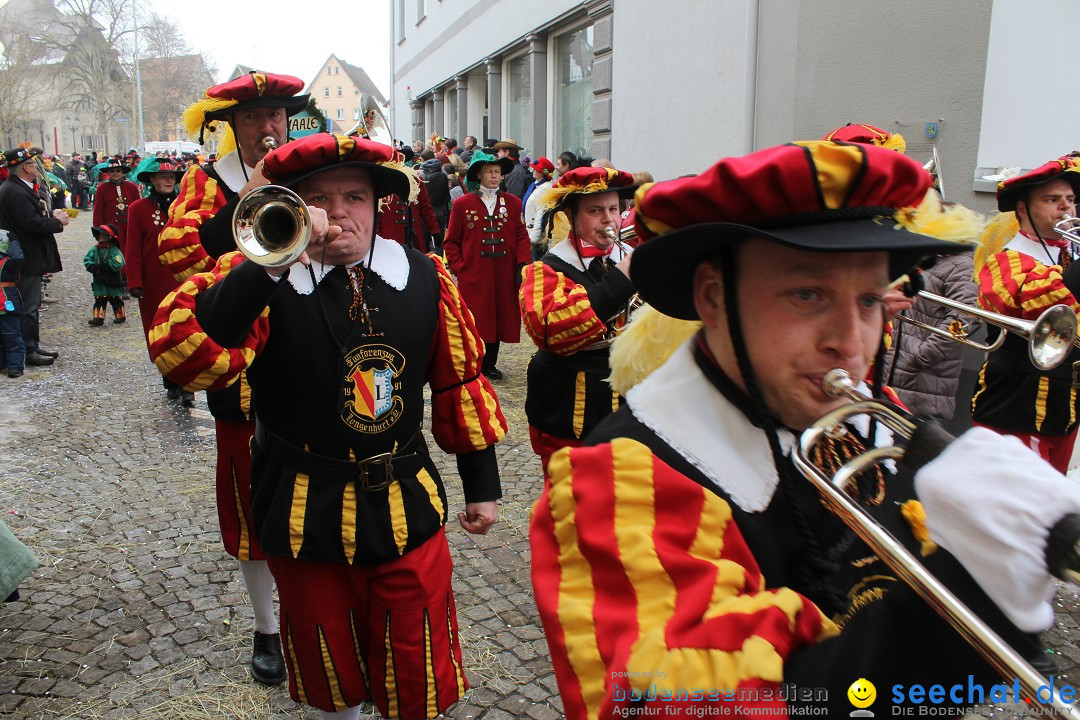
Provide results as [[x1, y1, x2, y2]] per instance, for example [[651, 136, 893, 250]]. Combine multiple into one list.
[[180, 391, 196, 408], [251, 631, 287, 685]]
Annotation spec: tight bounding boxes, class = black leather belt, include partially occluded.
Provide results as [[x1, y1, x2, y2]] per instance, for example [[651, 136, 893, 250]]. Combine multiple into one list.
[[254, 423, 425, 492]]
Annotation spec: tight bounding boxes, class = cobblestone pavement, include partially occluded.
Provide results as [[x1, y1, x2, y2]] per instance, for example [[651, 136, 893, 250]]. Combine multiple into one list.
[[2, 210, 1080, 720]]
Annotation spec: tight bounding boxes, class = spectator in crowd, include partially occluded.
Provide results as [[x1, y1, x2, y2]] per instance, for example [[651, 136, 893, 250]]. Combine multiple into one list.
[[0, 226, 25, 378], [555, 151, 577, 179], [69, 153, 90, 210], [446, 165, 465, 203], [420, 151, 452, 237], [0, 146, 67, 367], [523, 156, 555, 261], [494, 139, 530, 199]]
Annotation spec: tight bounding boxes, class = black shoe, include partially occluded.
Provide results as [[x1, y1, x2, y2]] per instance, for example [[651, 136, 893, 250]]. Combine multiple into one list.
[[112, 317, 125, 324], [482, 367, 504, 381], [25, 352, 54, 366], [88, 318, 104, 326], [251, 631, 287, 685], [166, 386, 181, 400], [7, 369, 23, 378], [181, 391, 196, 408], [36, 348, 59, 358]]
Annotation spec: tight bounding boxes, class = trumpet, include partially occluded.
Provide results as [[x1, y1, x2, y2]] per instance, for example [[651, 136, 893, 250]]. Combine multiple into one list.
[[794, 369, 1080, 717], [603, 224, 637, 253], [262, 136, 278, 151], [232, 185, 312, 268], [1055, 214, 1080, 248], [894, 290, 1077, 370]]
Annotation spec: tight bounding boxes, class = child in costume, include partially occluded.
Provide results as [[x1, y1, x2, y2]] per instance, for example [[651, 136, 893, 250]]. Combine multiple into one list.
[[0, 230, 25, 377], [83, 224, 126, 326]]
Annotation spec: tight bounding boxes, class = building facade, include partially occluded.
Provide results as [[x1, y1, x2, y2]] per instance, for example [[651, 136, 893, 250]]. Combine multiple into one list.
[[306, 55, 389, 134], [391, 0, 1079, 215]]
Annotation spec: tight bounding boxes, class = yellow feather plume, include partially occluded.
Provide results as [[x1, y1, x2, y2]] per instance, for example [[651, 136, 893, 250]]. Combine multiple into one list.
[[894, 189, 983, 244], [181, 97, 238, 155], [608, 304, 702, 394], [880, 132, 907, 154], [973, 211, 1019, 278]]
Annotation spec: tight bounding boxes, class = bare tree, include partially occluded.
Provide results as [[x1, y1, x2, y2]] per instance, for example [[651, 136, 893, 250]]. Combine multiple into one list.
[[136, 13, 214, 141]]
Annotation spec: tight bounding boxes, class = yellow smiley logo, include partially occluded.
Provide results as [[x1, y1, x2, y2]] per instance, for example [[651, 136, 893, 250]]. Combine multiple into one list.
[[848, 678, 876, 709]]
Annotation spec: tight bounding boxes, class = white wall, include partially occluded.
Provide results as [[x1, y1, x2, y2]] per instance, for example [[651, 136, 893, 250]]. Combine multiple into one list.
[[609, 0, 757, 181], [391, 0, 582, 141], [976, 0, 1080, 171]]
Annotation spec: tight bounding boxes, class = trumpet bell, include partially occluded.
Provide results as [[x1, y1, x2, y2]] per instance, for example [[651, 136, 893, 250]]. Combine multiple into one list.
[[233, 185, 312, 268], [1029, 304, 1078, 370]]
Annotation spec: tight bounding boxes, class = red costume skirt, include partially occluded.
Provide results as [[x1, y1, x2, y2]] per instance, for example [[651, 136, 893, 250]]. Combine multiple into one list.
[[267, 528, 468, 717], [214, 418, 264, 561], [529, 424, 583, 476]]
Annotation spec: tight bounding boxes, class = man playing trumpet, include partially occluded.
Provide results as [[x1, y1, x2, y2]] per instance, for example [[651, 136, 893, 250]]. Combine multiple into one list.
[[971, 155, 1080, 473], [154, 70, 310, 686], [518, 166, 638, 472], [151, 133, 506, 720], [531, 141, 1080, 718]]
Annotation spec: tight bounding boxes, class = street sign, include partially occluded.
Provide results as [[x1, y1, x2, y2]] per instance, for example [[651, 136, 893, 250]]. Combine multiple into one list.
[[925, 122, 938, 139]]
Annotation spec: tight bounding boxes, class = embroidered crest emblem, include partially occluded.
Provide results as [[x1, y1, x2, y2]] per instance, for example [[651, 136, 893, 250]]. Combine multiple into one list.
[[340, 344, 406, 433]]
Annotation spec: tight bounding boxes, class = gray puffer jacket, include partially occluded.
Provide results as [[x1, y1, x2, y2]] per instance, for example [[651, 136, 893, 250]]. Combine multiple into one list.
[[883, 252, 978, 420]]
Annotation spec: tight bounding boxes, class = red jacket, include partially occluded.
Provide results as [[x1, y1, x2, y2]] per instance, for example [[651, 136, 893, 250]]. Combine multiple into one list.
[[93, 180, 140, 256], [376, 182, 440, 253], [125, 195, 182, 342], [443, 191, 530, 343]]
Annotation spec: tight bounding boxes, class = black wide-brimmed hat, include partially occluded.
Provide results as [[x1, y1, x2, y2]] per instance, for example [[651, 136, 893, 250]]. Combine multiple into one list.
[[630, 141, 976, 320]]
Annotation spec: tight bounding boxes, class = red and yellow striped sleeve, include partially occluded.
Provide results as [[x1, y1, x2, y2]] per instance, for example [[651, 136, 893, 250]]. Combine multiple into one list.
[[158, 165, 228, 281], [148, 251, 269, 392], [531, 439, 836, 720], [519, 261, 606, 355], [427, 255, 508, 453], [977, 249, 1079, 320]]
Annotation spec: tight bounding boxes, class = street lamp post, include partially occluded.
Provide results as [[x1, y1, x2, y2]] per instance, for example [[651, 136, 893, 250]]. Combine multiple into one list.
[[68, 117, 79, 153]]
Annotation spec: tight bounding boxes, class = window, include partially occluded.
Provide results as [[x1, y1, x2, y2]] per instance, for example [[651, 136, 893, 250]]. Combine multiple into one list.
[[323, 87, 330, 97], [337, 86, 343, 97], [416, 0, 426, 23], [336, 109, 345, 120], [326, 67, 331, 76], [447, 88, 458, 140], [333, 66, 339, 75], [353, 108, 361, 120], [396, 0, 406, 42], [554, 24, 594, 158], [505, 54, 532, 151]]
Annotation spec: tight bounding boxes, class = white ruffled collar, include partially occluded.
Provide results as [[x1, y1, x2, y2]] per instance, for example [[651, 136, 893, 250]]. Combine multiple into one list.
[[1005, 231, 1062, 265], [285, 236, 409, 295], [212, 151, 254, 193], [626, 340, 894, 513]]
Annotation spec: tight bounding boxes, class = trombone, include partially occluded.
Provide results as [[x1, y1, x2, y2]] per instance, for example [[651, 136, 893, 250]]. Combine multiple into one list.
[[1055, 214, 1080, 248], [793, 369, 1080, 718], [894, 290, 1077, 370]]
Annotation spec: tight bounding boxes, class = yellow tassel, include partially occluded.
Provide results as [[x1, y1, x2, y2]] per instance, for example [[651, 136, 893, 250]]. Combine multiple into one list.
[[893, 189, 983, 244], [900, 500, 937, 556], [380, 160, 420, 204], [972, 211, 1019, 278], [182, 97, 237, 139], [880, 132, 907, 154], [543, 211, 571, 246], [608, 305, 702, 394]]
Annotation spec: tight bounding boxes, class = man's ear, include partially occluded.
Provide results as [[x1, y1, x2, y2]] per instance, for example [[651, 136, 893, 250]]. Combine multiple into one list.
[[693, 261, 725, 329], [1016, 199, 1029, 225]]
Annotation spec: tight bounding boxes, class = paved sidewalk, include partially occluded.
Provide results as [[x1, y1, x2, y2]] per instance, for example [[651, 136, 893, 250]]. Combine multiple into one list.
[[3, 210, 1080, 720], [0, 211, 558, 719]]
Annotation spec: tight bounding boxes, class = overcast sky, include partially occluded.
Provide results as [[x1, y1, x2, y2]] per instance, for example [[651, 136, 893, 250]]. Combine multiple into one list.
[[142, 0, 392, 94]]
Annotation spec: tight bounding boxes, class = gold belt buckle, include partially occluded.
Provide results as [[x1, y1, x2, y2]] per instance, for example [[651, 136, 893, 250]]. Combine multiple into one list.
[[357, 452, 394, 492]]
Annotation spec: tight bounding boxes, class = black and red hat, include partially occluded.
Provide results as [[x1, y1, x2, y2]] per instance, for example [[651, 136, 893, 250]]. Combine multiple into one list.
[[996, 154, 1080, 212], [182, 71, 311, 146], [3, 146, 42, 167], [262, 133, 416, 202], [822, 123, 907, 153], [538, 166, 637, 212], [92, 223, 121, 244], [103, 158, 130, 173], [630, 141, 974, 320]]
